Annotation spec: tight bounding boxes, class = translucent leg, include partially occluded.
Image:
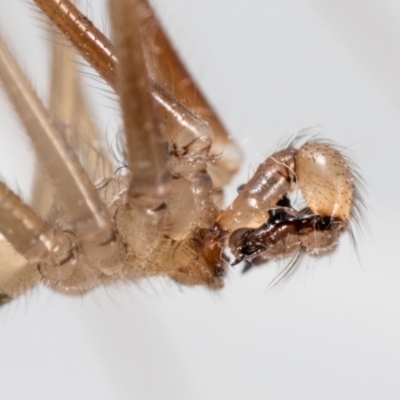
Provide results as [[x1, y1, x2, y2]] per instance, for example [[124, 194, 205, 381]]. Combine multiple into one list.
[[33, 0, 242, 190], [0, 33, 115, 245]]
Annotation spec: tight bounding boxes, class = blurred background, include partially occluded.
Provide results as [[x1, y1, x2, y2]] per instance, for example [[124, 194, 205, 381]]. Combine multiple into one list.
[[0, 1, 398, 399]]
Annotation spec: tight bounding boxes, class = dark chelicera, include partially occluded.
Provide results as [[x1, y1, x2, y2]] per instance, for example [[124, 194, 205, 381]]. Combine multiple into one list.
[[230, 208, 338, 266]]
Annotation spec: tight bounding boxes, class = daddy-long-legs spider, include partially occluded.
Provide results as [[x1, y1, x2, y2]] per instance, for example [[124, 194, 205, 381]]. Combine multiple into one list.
[[8, 2, 400, 400], [0, 0, 361, 305]]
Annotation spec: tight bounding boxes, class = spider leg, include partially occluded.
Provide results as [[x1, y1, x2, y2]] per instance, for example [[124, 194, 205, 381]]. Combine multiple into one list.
[[138, 0, 242, 189], [0, 182, 70, 264], [33, 0, 117, 89], [47, 29, 114, 184], [0, 34, 115, 246], [110, 0, 170, 205], [0, 236, 39, 305], [0, 32, 123, 293], [0, 182, 72, 302], [32, 27, 114, 217], [33, 0, 242, 191]]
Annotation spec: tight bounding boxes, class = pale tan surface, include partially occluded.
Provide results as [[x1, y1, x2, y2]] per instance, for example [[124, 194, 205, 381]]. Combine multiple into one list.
[[296, 142, 353, 220]]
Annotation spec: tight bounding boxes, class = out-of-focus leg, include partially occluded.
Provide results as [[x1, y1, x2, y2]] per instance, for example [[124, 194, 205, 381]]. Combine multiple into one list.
[[33, 0, 241, 191], [0, 34, 115, 246], [139, 0, 242, 189], [32, 27, 114, 216]]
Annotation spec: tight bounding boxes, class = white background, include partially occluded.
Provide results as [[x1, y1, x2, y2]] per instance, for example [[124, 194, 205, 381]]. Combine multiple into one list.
[[0, 1, 398, 399]]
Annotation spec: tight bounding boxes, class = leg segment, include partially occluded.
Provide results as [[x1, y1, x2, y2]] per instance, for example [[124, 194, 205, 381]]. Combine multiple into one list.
[[110, 0, 170, 207], [0, 181, 72, 265], [0, 33, 115, 246], [32, 26, 114, 216], [33, 0, 242, 190]]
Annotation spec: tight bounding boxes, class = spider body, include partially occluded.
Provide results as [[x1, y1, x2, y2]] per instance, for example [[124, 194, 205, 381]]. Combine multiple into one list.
[[0, 0, 360, 304]]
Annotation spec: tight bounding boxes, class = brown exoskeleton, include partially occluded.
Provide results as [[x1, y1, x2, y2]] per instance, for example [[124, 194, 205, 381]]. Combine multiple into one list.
[[0, 0, 361, 305]]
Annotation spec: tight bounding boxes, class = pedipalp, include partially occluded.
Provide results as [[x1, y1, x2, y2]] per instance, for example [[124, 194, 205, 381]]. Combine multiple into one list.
[[216, 140, 360, 275]]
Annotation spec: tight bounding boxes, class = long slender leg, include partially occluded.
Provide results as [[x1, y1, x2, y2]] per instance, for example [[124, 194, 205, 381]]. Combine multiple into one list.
[[33, 0, 117, 88], [108, 0, 171, 260], [0, 33, 115, 246], [33, 0, 242, 189], [110, 0, 170, 205], [138, 0, 242, 189], [32, 27, 114, 216], [0, 181, 71, 302], [0, 182, 71, 265], [48, 29, 114, 184], [0, 236, 40, 304]]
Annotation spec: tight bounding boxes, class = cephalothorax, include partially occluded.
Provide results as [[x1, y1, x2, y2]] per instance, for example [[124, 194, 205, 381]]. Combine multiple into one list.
[[0, 0, 361, 304]]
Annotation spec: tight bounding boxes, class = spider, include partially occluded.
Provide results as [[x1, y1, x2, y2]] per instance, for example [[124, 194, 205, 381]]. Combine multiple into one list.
[[0, 0, 361, 305]]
